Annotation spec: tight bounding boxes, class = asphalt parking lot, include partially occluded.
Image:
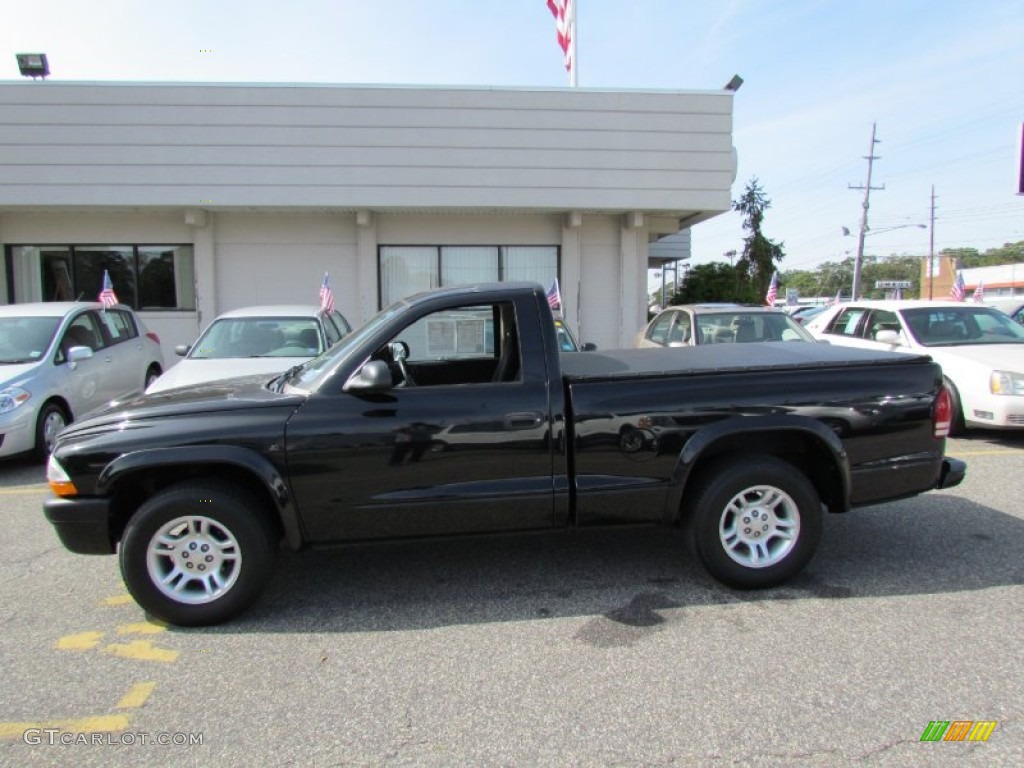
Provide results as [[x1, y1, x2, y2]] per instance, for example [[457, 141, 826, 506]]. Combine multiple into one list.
[[1, 433, 1021, 767]]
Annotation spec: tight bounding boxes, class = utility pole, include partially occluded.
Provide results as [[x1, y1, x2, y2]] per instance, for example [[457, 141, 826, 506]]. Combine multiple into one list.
[[928, 185, 937, 299], [849, 123, 885, 300]]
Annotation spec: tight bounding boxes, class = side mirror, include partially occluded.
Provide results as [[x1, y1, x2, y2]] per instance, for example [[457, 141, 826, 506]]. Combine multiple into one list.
[[581, 342, 598, 352], [66, 346, 94, 363], [174, 343, 191, 357], [874, 330, 901, 345], [343, 360, 393, 393]]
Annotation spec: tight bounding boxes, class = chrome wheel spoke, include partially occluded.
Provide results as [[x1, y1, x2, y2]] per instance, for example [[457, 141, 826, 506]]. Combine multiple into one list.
[[147, 514, 242, 605]]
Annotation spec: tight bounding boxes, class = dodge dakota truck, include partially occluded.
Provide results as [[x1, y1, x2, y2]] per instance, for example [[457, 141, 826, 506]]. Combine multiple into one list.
[[44, 283, 966, 626]]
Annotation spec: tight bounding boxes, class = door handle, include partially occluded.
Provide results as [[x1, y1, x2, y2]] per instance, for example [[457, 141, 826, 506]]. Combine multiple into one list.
[[505, 412, 544, 430]]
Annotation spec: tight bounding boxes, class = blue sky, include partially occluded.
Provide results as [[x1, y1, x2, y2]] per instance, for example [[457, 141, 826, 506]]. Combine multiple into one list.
[[7, 0, 1024, 285]]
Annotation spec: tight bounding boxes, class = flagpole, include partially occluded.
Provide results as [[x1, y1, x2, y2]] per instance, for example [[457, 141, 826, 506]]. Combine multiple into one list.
[[569, 0, 578, 87]]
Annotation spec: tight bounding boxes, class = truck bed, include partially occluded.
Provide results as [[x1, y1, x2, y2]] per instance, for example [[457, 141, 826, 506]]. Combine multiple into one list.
[[559, 343, 934, 381]]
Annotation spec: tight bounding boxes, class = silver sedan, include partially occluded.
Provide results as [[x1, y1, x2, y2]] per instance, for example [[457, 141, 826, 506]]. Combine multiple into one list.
[[0, 302, 164, 459]]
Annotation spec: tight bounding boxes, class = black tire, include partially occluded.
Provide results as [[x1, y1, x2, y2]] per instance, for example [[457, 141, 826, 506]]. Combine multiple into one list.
[[685, 455, 822, 589], [34, 401, 68, 461], [944, 378, 967, 436], [119, 481, 278, 626], [145, 365, 162, 390]]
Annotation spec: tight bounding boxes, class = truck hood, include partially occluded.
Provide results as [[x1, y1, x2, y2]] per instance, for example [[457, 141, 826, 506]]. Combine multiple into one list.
[[60, 374, 305, 437]]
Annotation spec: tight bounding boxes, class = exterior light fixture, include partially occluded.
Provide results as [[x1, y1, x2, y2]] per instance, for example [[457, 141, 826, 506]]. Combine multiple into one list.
[[724, 74, 743, 91], [16, 53, 49, 79]]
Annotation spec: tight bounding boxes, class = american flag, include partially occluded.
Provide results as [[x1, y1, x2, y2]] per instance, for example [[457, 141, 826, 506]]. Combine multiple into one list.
[[546, 279, 562, 312], [950, 271, 966, 302], [765, 271, 779, 306], [319, 272, 335, 312], [98, 270, 118, 309], [546, 0, 573, 74], [972, 280, 985, 302]]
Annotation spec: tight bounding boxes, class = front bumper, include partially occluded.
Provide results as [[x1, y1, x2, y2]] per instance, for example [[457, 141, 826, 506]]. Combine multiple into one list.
[[937, 457, 967, 490], [43, 496, 115, 554]]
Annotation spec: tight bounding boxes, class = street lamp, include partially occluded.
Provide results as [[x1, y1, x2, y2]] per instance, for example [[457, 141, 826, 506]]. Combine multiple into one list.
[[845, 223, 926, 299]]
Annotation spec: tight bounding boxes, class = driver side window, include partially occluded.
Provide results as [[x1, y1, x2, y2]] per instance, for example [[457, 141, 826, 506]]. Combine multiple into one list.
[[381, 302, 520, 387]]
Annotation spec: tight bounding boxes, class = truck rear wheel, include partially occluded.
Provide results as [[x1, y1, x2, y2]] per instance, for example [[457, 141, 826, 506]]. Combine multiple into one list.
[[119, 481, 278, 626], [685, 455, 822, 589]]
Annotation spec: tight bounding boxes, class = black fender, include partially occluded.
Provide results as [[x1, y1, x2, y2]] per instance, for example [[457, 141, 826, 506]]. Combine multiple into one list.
[[663, 415, 852, 524], [97, 445, 304, 550]]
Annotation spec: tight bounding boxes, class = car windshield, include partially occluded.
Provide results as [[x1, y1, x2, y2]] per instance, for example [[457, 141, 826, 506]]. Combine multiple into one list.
[[190, 317, 324, 359], [901, 307, 1024, 346], [0, 316, 60, 363], [695, 311, 815, 344]]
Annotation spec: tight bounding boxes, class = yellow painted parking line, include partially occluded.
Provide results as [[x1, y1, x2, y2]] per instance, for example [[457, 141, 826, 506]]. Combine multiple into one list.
[[117, 621, 167, 635], [0, 714, 130, 740], [950, 449, 1022, 456], [116, 682, 156, 709], [55, 631, 104, 651], [0, 485, 48, 495], [102, 640, 179, 664], [103, 594, 135, 606]]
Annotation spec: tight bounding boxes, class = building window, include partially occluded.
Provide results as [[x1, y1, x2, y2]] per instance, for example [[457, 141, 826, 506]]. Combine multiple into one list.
[[8, 245, 196, 310], [379, 245, 558, 308]]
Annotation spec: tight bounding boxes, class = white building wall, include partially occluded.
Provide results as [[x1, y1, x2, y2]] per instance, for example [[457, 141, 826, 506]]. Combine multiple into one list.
[[213, 213, 358, 314], [0, 81, 738, 350], [0, 82, 734, 215]]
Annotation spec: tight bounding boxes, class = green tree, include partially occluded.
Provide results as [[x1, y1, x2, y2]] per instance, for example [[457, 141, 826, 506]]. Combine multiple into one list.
[[668, 262, 754, 304], [733, 178, 786, 300]]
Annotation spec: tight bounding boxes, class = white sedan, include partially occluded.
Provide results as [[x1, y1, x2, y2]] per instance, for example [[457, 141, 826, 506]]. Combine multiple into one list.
[[803, 300, 1024, 433], [147, 305, 351, 393]]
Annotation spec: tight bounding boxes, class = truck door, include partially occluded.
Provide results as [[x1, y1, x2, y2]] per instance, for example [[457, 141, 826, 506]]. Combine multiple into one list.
[[285, 297, 556, 542]]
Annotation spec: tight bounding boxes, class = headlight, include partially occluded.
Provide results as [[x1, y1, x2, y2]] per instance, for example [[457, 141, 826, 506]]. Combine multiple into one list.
[[46, 455, 78, 496], [0, 387, 31, 414], [990, 370, 1024, 395]]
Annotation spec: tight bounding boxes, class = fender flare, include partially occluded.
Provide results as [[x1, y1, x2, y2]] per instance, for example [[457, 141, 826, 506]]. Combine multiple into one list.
[[663, 415, 852, 523], [97, 445, 304, 550]]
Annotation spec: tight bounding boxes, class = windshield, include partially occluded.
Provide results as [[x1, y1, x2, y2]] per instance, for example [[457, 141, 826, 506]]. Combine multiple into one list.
[[901, 307, 1024, 346], [280, 300, 410, 392], [190, 317, 324, 359], [0, 317, 60, 364]]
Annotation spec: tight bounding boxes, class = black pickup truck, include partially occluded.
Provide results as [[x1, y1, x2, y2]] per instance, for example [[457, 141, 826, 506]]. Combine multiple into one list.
[[44, 282, 965, 626]]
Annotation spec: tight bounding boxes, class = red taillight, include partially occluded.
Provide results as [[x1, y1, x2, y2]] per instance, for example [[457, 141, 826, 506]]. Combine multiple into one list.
[[933, 386, 952, 438], [146, 331, 160, 345]]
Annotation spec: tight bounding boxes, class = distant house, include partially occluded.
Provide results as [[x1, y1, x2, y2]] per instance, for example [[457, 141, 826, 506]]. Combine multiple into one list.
[[1, 81, 737, 354]]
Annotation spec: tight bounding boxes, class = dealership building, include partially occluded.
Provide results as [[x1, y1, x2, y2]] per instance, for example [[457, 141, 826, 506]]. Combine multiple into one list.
[[0, 81, 736, 356]]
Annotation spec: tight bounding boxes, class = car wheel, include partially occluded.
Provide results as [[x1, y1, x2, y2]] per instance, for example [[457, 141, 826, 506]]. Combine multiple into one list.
[[944, 378, 967, 436], [145, 365, 162, 390], [685, 455, 822, 589], [34, 401, 68, 460], [119, 481, 278, 626]]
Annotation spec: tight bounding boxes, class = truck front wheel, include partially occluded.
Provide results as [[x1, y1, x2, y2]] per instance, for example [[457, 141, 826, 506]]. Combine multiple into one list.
[[685, 456, 822, 589], [119, 481, 278, 626]]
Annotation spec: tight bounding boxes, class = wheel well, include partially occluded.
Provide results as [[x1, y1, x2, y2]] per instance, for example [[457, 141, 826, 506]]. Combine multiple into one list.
[[681, 431, 845, 517], [41, 396, 72, 422], [108, 463, 284, 546]]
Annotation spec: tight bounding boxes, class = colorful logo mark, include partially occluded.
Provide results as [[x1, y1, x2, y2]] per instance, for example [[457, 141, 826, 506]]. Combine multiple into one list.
[[920, 721, 997, 742]]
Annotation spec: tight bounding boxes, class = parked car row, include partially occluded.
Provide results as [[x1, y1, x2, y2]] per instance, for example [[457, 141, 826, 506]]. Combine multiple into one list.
[[4, 291, 1023, 461]]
